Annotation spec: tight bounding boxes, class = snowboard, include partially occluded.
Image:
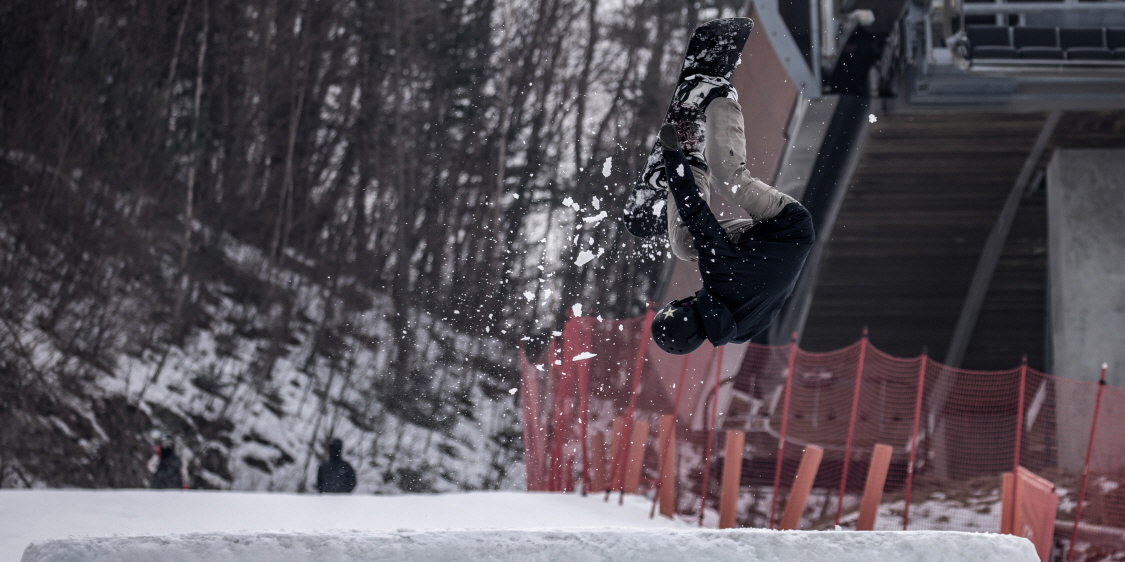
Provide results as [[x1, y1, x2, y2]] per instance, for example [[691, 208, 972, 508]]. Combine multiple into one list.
[[623, 17, 754, 238]]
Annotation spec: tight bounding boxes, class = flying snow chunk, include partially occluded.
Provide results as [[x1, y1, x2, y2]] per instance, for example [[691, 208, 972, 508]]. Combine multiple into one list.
[[583, 211, 608, 224], [601, 157, 613, 178], [575, 250, 597, 266], [653, 199, 665, 217], [572, 352, 597, 361], [572, 303, 583, 317], [676, 164, 685, 177], [868, 113, 878, 123], [562, 196, 575, 208], [508, 388, 518, 395], [523, 291, 535, 302], [592, 196, 601, 210]]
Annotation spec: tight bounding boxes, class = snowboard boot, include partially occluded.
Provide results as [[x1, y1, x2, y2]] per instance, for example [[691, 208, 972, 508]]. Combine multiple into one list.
[[666, 75, 735, 166]]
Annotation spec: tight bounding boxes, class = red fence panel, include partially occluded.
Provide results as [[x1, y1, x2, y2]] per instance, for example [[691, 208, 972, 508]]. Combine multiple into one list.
[[517, 313, 1125, 560]]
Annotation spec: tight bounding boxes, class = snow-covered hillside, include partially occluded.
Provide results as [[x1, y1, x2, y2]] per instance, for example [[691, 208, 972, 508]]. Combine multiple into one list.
[[0, 228, 525, 494]]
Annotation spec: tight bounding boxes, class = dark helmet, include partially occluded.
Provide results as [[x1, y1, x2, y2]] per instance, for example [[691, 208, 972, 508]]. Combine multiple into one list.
[[651, 296, 706, 355]]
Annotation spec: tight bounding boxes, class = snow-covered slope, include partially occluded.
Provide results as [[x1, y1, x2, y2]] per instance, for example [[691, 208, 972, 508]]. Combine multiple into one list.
[[5, 490, 1037, 562], [23, 529, 1039, 562], [0, 489, 679, 561]]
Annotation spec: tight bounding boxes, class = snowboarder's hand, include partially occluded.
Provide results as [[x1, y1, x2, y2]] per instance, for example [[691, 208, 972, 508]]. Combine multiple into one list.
[[660, 123, 681, 152]]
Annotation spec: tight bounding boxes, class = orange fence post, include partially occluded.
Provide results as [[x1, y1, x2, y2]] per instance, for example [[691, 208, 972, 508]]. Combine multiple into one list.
[[1004, 467, 1059, 562], [590, 431, 607, 493], [836, 328, 868, 526], [769, 332, 799, 529], [1068, 364, 1109, 562], [699, 347, 724, 526], [567, 317, 593, 495], [657, 415, 677, 518], [719, 430, 746, 529], [779, 445, 824, 530], [651, 355, 692, 519], [1001, 471, 1015, 535], [903, 351, 927, 530], [518, 345, 546, 491], [1010, 356, 1028, 523], [611, 308, 655, 502], [608, 416, 625, 492], [856, 443, 893, 531], [623, 419, 650, 494]]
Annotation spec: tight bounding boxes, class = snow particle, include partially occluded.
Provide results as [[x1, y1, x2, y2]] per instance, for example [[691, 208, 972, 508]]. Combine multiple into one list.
[[601, 157, 613, 178], [572, 352, 597, 361], [572, 303, 583, 317], [868, 114, 877, 123], [583, 211, 608, 224]]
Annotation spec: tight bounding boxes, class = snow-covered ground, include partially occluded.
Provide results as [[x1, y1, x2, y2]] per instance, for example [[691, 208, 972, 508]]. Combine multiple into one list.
[[3, 490, 1037, 562], [2, 489, 679, 561]]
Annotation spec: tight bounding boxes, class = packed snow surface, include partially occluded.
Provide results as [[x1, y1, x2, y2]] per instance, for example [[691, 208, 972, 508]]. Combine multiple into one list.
[[4, 490, 1037, 562], [1, 490, 678, 561], [23, 529, 1038, 562]]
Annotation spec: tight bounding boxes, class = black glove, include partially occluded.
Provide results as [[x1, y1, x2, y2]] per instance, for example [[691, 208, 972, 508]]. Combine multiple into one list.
[[659, 123, 681, 152]]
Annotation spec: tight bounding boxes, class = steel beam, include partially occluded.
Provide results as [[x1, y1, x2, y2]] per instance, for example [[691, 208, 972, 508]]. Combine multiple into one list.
[[943, 110, 1061, 368]]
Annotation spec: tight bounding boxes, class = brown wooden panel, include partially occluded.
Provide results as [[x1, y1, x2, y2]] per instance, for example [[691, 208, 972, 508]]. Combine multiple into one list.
[[734, 6, 800, 183]]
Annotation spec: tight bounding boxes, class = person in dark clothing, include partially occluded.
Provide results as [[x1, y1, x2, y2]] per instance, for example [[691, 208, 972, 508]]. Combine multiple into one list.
[[649, 86, 815, 355], [316, 438, 357, 494], [150, 435, 188, 489]]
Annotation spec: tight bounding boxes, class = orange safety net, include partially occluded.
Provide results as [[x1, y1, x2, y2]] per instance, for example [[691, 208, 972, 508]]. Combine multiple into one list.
[[518, 314, 1124, 558]]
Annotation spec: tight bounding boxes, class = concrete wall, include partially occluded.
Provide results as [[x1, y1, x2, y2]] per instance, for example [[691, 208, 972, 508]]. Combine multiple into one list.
[[1047, 149, 1125, 471]]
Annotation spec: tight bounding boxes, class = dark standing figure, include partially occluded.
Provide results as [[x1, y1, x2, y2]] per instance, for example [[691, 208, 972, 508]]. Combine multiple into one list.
[[316, 438, 357, 493], [150, 435, 187, 489], [644, 84, 816, 354]]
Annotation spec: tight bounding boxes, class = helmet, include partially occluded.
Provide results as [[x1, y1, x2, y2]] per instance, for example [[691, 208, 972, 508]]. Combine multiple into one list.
[[651, 296, 706, 355], [159, 434, 175, 455]]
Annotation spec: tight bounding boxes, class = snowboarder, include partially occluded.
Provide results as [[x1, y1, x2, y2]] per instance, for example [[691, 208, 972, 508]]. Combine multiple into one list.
[[630, 27, 815, 355], [149, 435, 189, 489], [316, 438, 357, 494]]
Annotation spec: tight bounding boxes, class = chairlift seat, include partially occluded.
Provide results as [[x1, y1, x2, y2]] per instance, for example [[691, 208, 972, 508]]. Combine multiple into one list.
[[1060, 28, 1112, 60], [1014, 27, 1063, 59], [1108, 28, 1125, 59], [967, 25, 1018, 59]]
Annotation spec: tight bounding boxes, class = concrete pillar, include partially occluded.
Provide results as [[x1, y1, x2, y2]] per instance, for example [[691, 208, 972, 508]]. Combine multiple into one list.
[[1047, 149, 1125, 471]]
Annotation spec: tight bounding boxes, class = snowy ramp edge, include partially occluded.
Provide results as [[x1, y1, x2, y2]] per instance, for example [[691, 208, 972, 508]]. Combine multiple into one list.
[[21, 529, 1039, 562]]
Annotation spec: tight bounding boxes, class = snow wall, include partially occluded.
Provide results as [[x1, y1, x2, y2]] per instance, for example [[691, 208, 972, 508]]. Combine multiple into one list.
[[22, 529, 1038, 562]]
